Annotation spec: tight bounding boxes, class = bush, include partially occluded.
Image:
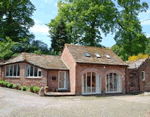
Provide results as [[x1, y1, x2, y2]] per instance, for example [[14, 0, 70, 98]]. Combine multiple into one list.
[[29, 86, 34, 92], [7, 83, 13, 88], [16, 84, 21, 89], [0, 81, 3, 85], [3, 82, 9, 87], [21, 86, 27, 91], [6, 83, 10, 88], [0, 78, 2, 81], [12, 84, 16, 88], [33, 86, 40, 93]]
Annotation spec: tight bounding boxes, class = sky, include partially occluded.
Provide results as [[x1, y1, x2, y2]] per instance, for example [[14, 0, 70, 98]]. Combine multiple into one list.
[[30, 0, 150, 48]]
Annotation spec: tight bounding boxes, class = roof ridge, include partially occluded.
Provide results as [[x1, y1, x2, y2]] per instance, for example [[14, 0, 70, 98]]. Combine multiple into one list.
[[25, 52, 61, 57]]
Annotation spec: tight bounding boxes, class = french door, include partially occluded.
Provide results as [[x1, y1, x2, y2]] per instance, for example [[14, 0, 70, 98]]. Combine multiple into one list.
[[106, 73, 122, 93], [58, 71, 67, 89], [82, 72, 101, 94]]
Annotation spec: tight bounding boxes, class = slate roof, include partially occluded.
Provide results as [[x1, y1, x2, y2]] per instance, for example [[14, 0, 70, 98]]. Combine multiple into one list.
[[2, 53, 69, 70], [126, 58, 148, 69], [66, 44, 127, 66]]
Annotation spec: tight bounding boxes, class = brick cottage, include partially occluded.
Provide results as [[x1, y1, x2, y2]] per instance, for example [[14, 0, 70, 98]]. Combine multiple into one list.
[[126, 58, 150, 93], [0, 44, 129, 95]]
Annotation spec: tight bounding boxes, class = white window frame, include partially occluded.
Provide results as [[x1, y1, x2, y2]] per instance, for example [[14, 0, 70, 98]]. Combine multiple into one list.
[[26, 65, 42, 78], [105, 73, 122, 93], [58, 71, 67, 90], [82, 72, 101, 95], [5, 64, 20, 78], [142, 71, 145, 81]]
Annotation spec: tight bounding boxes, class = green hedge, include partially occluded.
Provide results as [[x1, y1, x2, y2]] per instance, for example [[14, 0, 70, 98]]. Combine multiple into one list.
[[33, 86, 40, 93], [21, 86, 27, 91], [0, 80, 40, 94]]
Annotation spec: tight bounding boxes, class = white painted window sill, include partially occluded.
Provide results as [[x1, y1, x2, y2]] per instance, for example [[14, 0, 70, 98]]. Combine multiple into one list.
[[5, 76, 20, 78], [25, 77, 42, 79]]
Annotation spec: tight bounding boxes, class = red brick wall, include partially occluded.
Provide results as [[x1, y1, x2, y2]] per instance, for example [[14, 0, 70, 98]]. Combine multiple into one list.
[[1, 62, 47, 87], [126, 68, 139, 93], [61, 45, 76, 93], [47, 70, 69, 91], [76, 63, 126, 95], [138, 59, 150, 92]]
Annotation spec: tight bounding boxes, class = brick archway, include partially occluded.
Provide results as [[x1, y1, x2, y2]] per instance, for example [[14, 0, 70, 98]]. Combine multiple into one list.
[[80, 68, 103, 76], [105, 69, 123, 78]]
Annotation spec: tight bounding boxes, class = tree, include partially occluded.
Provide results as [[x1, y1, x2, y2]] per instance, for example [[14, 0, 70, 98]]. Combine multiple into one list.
[[48, 0, 117, 47], [114, 0, 149, 60], [49, 18, 69, 54], [145, 37, 150, 55], [0, 0, 35, 42], [30, 40, 49, 54], [0, 37, 17, 60]]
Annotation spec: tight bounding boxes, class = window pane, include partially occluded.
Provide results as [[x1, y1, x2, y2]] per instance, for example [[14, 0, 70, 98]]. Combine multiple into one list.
[[10, 65, 13, 76], [39, 71, 41, 77], [14, 65, 16, 76], [17, 65, 20, 76], [34, 67, 37, 77], [92, 72, 96, 92], [87, 72, 91, 93], [30, 66, 33, 76], [6, 66, 9, 76]]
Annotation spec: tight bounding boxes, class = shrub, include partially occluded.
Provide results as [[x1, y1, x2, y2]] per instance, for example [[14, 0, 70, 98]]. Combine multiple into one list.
[[33, 86, 40, 93], [21, 86, 27, 91], [0, 81, 3, 85], [29, 86, 34, 92], [16, 84, 21, 89], [7, 83, 13, 88], [3, 82, 9, 87], [27, 88, 30, 92], [12, 84, 16, 89], [6, 83, 10, 88], [0, 78, 2, 81]]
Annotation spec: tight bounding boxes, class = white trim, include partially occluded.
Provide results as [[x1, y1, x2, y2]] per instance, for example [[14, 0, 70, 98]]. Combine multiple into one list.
[[5, 64, 20, 77], [142, 71, 145, 81], [25, 77, 42, 79], [58, 71, 67, 90], [105, 73, 122, 93], [26, 65, 42, 78], [82, 72, 101, 94], [5, 76, 20, 78]]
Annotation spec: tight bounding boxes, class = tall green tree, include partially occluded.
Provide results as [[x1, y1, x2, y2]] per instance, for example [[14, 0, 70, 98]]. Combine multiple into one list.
[[0, 37, 17, 60], [49, 0, 117, 47], [0, 0, 35, 42], [114, 0, 148, 60], [49, 18, 69, 54]]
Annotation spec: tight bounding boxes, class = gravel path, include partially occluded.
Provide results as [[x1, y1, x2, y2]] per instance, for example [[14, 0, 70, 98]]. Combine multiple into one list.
[[0, 87, 150, 117]]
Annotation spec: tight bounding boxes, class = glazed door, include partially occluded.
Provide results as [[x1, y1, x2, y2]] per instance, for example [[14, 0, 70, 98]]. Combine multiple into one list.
[[58, 71, 67, 89]]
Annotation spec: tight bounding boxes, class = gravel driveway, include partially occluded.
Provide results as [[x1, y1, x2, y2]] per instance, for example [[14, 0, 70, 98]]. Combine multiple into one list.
[[0, 87, 150, 117]]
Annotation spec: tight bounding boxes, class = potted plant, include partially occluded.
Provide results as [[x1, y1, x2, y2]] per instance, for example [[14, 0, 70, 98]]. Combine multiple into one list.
[[21, 86, 27, 91], [51, 88, 56, 92], [0, 81, 3, 87], [29, 86, 34, 92], [12, 84, 16, 89], [33, 86, 40, 94], [16, 84, 20, 90], [44, 86, 49, 92]]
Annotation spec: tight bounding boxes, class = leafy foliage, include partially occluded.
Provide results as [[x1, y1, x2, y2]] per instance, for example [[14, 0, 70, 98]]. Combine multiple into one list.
[[128, 53, 149, 61], [114, 0, 149, 60], [0, 0, 35, 43], [33, 86, 40, 93], [49, 18, 69, 54]]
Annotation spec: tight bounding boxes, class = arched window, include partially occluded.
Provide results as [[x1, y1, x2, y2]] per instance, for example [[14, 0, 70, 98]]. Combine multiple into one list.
[[106, 73, 122, 93], [82, 72, 101, 94], [26, 65, 42, 78], [5, 64, 20, 77]]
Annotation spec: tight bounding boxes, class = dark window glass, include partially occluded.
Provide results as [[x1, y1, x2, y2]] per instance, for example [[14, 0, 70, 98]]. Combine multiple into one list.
[[34, 67, 37, 77], [30, 66, 33, 76]]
